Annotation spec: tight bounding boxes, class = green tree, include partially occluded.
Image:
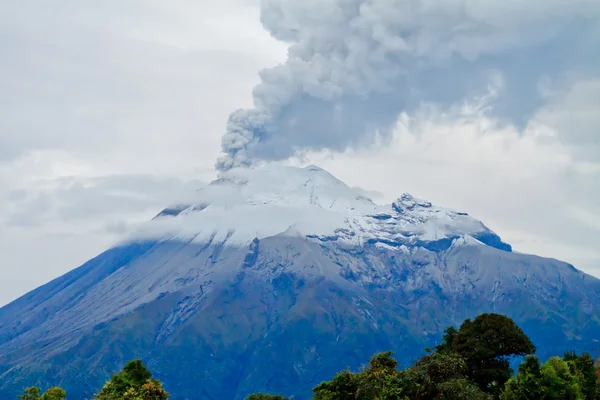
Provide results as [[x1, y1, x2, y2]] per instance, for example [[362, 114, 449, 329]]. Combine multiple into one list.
[[18, 387, 41, 400], [401, 351, 489, 400], [450, 313, 536, 395], [564, 351, 597, 399], [312, 370, 360, 400], [368, 351, 399, 372], [245, 394, 290, 400], [501, 355, 544, 400], [313, 352, 404, 400], [94, 359, 168, 400], [136, 380, 170, 400], [438, 378, 491, 400], [18, 387, 66, 400], [435, 326, 458, 353], [41, 387, 66, 400], [540, 356, 584, 399]]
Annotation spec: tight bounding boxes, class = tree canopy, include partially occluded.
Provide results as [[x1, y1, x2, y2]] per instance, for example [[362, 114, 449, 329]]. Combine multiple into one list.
[[93, 359, 169, 400], [18, 387, 66, 400], [250, 313, 597, 400], [450, 313, 536, 394]]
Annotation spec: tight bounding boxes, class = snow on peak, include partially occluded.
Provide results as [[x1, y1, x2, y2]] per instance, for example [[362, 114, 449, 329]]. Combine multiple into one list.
[[136, 164, 508, 251], [203, 164, 376, 213]]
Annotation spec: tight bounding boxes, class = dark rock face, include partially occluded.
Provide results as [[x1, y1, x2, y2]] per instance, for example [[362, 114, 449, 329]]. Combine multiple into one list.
[[1, 235, 599, 400]]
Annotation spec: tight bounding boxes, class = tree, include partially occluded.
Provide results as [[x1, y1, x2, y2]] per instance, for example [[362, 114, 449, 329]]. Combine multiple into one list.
[[245, 394, 290, 400], [501, 355, 544, 400], [18, 387, 41, 400], [312, 370, 360, 400], [401, 351, 489, 400], [450, 313, 536, 395], [94, 360, 168, 400], [564, 351, 597, 399], [355, 351, 404, 400], [540, 357, 584, 399], [503, 355, 586, 400], [435, 326, 458, 353], [41, 388, 66, 400], [368, 351, 399, 372], [438, 379, 492, 400], [136, 380, 170, 400], [18, 387, 66, 400], [312, 352, 404, 400]]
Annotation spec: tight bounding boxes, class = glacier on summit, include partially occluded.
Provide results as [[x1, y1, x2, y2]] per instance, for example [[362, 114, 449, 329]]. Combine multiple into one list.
[[0, 164, 598, 400]]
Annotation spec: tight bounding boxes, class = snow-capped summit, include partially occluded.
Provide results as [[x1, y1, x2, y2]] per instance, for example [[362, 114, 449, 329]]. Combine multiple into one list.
[[148, 164, 510, 252]]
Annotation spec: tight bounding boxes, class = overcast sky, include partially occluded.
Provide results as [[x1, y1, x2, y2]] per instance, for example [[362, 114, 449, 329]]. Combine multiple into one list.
[[0, 0, 598, 306]]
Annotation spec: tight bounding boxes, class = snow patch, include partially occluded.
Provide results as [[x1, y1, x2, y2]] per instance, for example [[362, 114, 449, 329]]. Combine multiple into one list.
[[125, 164, 509, 252]]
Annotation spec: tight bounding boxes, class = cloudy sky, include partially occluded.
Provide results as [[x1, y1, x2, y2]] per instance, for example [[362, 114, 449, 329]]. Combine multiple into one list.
[[0, 0, 598, 306]]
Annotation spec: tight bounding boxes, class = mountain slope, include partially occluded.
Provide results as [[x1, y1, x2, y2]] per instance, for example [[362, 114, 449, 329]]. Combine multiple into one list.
[[0, 165, 599, 399]]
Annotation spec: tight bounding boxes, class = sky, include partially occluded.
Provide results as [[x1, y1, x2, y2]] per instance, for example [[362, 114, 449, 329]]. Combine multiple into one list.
[[0, 0, 598, 306]]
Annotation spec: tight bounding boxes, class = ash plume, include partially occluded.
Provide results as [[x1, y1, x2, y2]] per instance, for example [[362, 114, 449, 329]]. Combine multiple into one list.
[[216, 0, 600, 171]]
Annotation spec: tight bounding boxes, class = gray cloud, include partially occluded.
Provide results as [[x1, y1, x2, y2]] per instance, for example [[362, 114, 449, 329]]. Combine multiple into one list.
[[297, 98, 600, 274], [534, 77, 600, 162], [217, 0, 600, 169], [4, 174, 204, 230]]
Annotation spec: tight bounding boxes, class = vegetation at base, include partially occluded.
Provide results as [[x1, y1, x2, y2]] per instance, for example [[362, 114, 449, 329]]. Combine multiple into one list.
[[93, 359, 169, 400], [18, 360, 168, 400], [16, 313, 600, 400], [18, 387, 66, 400], [247, 313, 600, 400]]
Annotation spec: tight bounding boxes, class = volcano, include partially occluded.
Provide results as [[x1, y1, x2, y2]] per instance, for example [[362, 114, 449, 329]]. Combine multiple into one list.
[[1, 165, 599, 399]]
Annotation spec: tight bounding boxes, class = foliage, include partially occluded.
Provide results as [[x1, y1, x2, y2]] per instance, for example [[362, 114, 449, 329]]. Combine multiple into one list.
[[16, 313, 600, 400], [435, 326, 458, 353], [400, 351, 490, 400], [437, 378, 492, 400], [312, 350, 490, 400], [540, 357, 584, 399], [501, 354, 590, 400], [245, 394, 290, 400], [253, 314, 600, 400], [450, 313, 536, 394], [312, 370, 360, 400], [501, 355, 544, 400], [93, 360, 169, 400], [18, 387, 41, 400], [18, 387, 66, 400], [565, 351, 598, 400], [41, 388, 66, 400]]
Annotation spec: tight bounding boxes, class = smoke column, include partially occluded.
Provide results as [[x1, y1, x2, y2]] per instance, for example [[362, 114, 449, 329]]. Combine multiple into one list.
[[216, 0, 600, 171]]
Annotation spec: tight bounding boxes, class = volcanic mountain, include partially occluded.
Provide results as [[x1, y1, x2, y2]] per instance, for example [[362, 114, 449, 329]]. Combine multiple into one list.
[[1, 165, 599, 399]]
